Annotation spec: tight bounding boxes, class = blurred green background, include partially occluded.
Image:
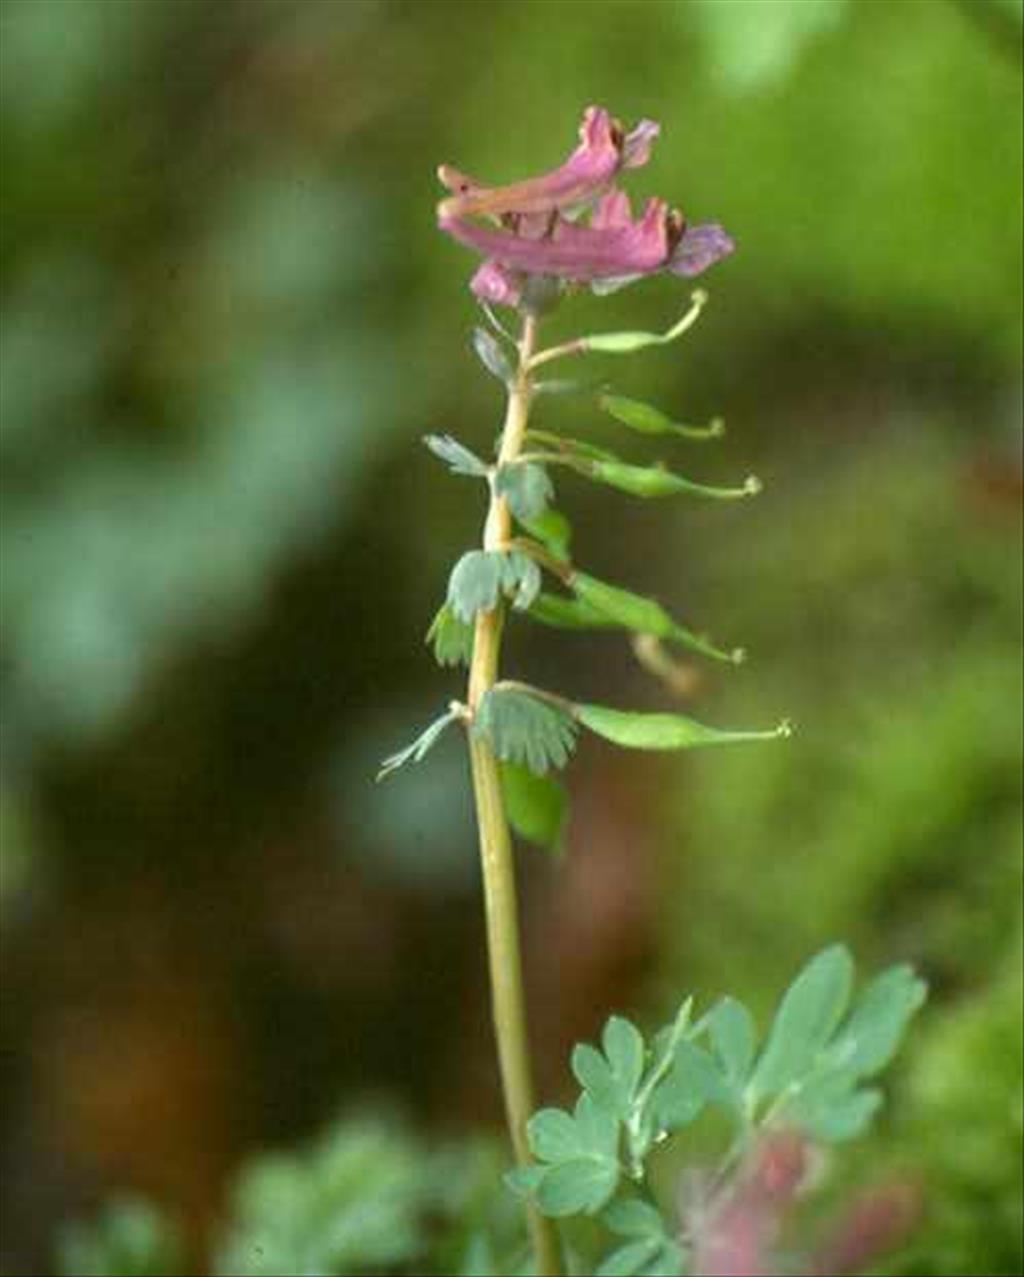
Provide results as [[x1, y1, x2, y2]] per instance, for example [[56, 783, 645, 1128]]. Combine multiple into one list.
[[1, 0, 1021, 1273]]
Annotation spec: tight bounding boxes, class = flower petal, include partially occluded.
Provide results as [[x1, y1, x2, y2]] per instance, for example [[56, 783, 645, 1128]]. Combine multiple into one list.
[[470, 260, 523, 308], [621, 119, 660, 170], [440, 198, 671, 281], [591, 190, 633, 231], [668, 222, 735, 277], [437, 105, 620, 220]]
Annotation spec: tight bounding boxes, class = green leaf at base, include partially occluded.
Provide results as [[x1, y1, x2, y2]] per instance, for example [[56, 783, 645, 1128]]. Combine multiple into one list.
[[500, 762, 568, 855]]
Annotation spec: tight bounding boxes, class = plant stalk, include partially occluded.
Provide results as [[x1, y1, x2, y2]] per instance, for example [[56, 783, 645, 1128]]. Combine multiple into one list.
[[466, 314, 564, 1277]]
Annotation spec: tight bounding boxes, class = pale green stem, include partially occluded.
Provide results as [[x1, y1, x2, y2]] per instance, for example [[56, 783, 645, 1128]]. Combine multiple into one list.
[[467, 313, 564, 1277]]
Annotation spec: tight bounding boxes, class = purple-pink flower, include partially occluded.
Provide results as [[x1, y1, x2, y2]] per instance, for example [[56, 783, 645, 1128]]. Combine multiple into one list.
[[437, 105, 734, 309]]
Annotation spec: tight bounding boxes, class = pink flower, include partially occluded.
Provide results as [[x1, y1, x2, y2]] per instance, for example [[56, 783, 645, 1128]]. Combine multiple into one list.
[[437, 106, 734, 309], [437, 106, 658, 222]]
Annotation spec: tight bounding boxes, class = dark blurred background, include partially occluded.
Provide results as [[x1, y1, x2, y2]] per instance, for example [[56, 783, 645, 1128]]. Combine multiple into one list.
[[1, 1, 1021, 1273]]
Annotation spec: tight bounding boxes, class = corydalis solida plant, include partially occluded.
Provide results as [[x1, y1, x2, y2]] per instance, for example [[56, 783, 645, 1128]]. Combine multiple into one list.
[[379, 107, 921, 1276]]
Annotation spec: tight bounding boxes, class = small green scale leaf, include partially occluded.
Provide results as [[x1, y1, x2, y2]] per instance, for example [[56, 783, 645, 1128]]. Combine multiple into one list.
[[500, 762, 568, 855], [377, 708, 459, 781], [577, 704, 792, 752], [426, 602, 474, 667], [599, 393, 725, 441], [423, 434, 489, 477], [570, 572, 744, 664], [472, 326, 513, 383], [474, 687, 577, 775], [495, 462, 554, 522]]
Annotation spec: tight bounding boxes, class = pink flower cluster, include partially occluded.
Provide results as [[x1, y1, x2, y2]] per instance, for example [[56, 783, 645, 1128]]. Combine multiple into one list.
[[437, 106, 734, 310]]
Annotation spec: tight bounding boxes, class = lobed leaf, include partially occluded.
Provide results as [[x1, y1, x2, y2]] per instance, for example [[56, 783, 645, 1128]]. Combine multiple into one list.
[[495, 462, 554, 522], [448, 551, 504, 623], [577, 704, 792, 752], [595, 1239, 662, 1277], [651, 1041, 725, 1132], [535, 1160, 619, 1217], [474, 687, 578, 775], [749, 945, 856, 1102], [499, 550, 542, 611], [426, 602, 474, 667], [423, 434, 489, 477], [601, 1199, 666, 1239], [707, 996, 758, 1093], [472, 327, 513, 383], [823, 964, 928, 1079]]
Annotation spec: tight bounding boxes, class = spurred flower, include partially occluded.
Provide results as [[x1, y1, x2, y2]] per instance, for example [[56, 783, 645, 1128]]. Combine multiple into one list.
[[437, 106, 734, 309], [437, 106, 658, 221]]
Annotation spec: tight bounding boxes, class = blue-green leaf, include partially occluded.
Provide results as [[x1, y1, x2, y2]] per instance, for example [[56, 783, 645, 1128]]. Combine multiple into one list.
[[783, 1075, 884, 1143], [652, 1041, 724, 1131], [472, 327, 513, 383], [500, 762, 568, 855], [823, 964, 928, 1078], [423, 434, 489, 477], [603, 1017, 646, 1109], [577, 704, 792, 752], [534, 1159, 619, 1217], [474, 687, 578, 775], [601, 1199, 667, 1239], [707, 997, 758, 1091], [426, 602, 474, 667], [448, 551, 504, 623], [495, 462, 554, 521], [595, 1239, 662, 1277], [527, 1108, 580, 1163], [750, 945, 857, 1102], [499, 550, 542, 612]]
